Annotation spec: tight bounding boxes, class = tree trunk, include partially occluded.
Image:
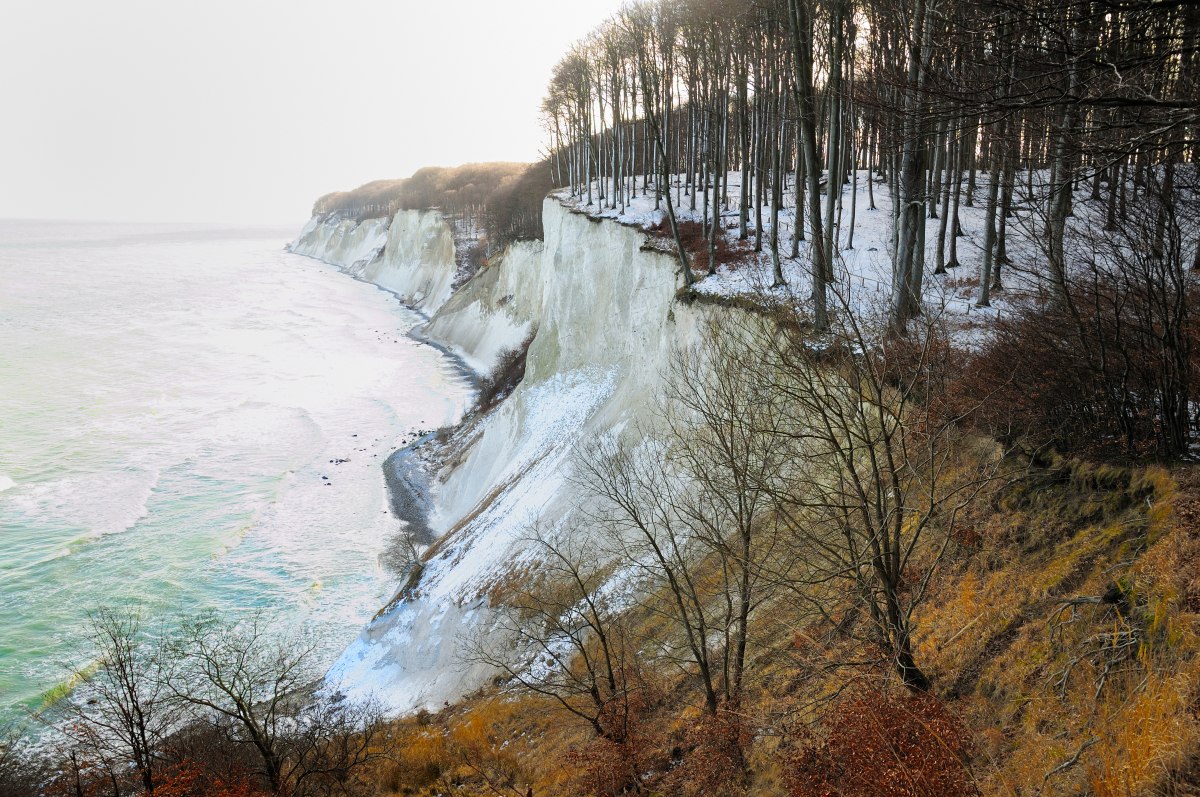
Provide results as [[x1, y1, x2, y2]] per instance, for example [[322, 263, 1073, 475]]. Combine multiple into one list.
[[823, 0, 844, 284], [977, 156, 1002, 307], [891, 0, 934, 330], [786, 0, 829, 331]]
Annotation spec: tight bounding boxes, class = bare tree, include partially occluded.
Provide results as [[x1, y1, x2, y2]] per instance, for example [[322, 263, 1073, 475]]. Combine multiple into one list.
[[473, 527, 644, 745], [577, 315, 795, 716], [170, 613, 317, 793], [285, 697, 384, 797], [0, 726, 46, 797], [60, 608, 180, 796], [759, 293, 999, 689]]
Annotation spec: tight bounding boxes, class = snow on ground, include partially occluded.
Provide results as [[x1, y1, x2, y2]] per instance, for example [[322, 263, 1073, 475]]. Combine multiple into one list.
[[554, 170, 1072, 345], [423, 366, 618, 602], [323, 366, 618, 711]]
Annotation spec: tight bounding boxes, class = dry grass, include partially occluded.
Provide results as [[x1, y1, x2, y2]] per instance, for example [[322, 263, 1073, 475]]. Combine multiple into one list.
[[362, 455, 1199, 797]]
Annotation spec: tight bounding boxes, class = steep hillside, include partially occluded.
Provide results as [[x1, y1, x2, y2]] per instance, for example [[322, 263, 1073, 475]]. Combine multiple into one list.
[[291, 191, 1200, 797], [367, 457, 1199, 797]]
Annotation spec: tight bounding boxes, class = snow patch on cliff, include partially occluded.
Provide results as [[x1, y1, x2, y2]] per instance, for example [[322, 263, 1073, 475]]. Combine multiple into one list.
[[425, 367, 615, 600], [298, 198, 714, 714], [325, 366, 615, 712]]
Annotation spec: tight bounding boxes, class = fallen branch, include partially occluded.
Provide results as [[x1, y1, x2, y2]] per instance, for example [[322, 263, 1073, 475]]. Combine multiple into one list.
[[1043, 737, 1099, 784]]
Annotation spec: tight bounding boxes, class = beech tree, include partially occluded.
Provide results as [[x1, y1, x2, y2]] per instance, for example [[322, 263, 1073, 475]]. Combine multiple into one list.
[[540, 0, 1197, 342], [757, 299, 999, 689]]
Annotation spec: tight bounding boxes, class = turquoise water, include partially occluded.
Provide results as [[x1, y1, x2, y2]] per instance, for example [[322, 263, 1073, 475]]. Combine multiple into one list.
[[0, 221, 469, 722]]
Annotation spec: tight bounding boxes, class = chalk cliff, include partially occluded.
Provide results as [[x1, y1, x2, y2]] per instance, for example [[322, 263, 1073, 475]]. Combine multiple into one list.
[[292, 199, 715, 712]]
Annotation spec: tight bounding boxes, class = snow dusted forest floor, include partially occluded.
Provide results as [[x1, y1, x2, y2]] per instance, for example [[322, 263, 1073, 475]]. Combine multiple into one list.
[[556, 169, 1193, 347]]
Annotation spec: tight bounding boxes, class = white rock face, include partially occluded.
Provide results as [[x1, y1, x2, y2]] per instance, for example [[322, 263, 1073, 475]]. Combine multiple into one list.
[[294, 200, 715, 713], [292, 210, 457, 315], [365, 210, 458, 315], [291, 215, 390, 272], [422, 240, 544, 374]]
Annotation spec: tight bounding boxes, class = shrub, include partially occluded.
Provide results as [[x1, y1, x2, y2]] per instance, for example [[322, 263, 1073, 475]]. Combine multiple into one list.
[[153, 761, 265, 797], [566, 736, 644, 797], [659, 708, 752, 797], [564, 684, 662, 797], [955, 288, 1199, 460], [954, 190, 1199, 460], [476, 332, 536, 413], [789, 686, 979, 797], [649, 218, 756, 275]]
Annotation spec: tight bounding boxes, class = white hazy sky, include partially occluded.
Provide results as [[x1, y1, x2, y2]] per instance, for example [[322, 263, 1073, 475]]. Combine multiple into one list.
[[0, 1, 626, 225]]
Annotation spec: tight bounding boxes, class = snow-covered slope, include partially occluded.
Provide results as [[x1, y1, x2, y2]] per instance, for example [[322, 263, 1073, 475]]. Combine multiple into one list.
[[292, 199, 716, 712]]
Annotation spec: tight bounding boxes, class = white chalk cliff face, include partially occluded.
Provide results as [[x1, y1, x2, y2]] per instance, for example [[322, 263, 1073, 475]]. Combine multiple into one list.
[[291, 200, 714, 712], [292, 210, 458, 315]]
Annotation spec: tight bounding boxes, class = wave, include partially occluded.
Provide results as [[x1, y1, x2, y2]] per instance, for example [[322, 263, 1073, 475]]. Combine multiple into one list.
[[0, 226, 474, 728], [7, 465, 160, 548]]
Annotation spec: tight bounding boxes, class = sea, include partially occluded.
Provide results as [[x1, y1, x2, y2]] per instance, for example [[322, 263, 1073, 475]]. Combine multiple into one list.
[[0, 220, 470, 725]]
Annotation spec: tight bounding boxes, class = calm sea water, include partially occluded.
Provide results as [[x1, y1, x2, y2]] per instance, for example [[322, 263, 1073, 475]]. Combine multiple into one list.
[[0, 220, 469, 723]]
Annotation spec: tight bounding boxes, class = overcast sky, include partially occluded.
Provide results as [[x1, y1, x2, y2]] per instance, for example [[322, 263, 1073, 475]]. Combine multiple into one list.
[[0, 1, 626, 225]]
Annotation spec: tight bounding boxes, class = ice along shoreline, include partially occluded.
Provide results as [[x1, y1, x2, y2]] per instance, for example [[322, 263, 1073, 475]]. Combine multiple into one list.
[[283, 241, 484, 587]]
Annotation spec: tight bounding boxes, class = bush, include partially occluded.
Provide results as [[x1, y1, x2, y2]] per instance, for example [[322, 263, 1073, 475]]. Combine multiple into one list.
[[659, 708, 752, 797], [153, 761, 266, 797], [649, 219, 756, 276], [955, 286, 1200, 460], [956, 182, 1198, 460], [476, 332, 536, 413], [789, 687, 978, 797], [563, 684, 663, 797]]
